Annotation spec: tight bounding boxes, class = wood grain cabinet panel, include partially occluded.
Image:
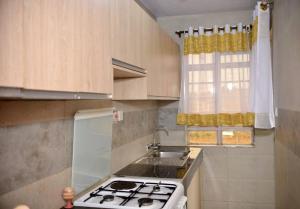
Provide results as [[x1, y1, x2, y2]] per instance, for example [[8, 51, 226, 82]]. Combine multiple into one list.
[[111, 0, 180, 99], [0, 0, 23, 88], [168, 40, 180, 97], [73, 0, 112, 94], [23, 0, 112, 94], [111, 0, 143, 68]]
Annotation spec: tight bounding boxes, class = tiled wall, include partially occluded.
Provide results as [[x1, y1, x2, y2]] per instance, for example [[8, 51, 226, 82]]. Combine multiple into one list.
[[0, 100, 158, 209], [111, 101, 158, 173], [273, 0, 300, 209], [158, 101, 275, 209]]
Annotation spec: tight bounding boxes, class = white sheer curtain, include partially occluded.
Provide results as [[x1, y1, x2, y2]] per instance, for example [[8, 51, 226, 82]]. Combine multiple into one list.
[[250, 2, 275, 129], [178, 2, 275, 129], [179, 25, 251, 116]]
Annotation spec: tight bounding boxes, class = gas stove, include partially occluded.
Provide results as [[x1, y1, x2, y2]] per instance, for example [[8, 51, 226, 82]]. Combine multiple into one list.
[[74, 177, 186, 209]]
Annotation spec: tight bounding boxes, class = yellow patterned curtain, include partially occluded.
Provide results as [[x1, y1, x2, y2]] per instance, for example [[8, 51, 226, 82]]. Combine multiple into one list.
[[177, 113, 255, 127], [184, 32, 251, 55]]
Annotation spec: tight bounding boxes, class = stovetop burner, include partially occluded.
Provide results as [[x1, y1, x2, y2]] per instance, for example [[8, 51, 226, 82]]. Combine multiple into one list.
[[110, 181, 137, 190], [138, 198, 153, 207], [100, 195, 114, 203], [75, 178, 182, 209], [153, 182, 161, 192]]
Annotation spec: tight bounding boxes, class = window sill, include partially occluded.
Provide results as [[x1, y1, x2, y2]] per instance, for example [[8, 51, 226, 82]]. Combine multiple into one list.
[[188, 144, 255, 148]]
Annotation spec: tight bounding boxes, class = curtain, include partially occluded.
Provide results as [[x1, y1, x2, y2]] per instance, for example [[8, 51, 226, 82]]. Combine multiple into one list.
[[178, 1, 275, 129], [250, 3, 275, 129]]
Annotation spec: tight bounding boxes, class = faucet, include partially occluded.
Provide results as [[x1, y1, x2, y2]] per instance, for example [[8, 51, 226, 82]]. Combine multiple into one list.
[[147, 126, 169, 151]]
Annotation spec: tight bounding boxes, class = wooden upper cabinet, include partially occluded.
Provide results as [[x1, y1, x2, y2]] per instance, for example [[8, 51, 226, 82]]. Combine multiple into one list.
[[0, 0, 23, 88], [144, 21, 180, 98], [74, 0, 112, 94], [23, 0, 112, 94], [168, 39, 180, 97], [111, 0, 143, 68], [141, 10, 159, 96]]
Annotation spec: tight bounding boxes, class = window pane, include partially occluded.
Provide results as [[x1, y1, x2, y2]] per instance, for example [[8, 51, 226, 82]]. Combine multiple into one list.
[[188, 131, 217, 145], [222, 130, 253, 145]]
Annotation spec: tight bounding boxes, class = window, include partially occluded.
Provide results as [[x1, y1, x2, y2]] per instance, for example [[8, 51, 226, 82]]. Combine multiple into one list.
[[186, 52, 253, 146]]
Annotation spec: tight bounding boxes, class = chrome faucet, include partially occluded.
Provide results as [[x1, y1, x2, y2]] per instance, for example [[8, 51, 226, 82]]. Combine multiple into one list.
[[147, 126, 169, 151]]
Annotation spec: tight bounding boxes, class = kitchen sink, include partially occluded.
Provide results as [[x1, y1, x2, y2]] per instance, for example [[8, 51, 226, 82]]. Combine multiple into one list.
[[150, 151, 189, 159], [135, 146, 190, 167]]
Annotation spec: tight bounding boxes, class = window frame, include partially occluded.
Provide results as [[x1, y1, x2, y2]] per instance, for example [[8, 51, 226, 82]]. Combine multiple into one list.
[[185, 126, 255, 147]]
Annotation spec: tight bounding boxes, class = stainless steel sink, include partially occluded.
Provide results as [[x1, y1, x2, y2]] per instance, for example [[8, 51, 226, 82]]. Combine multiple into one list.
[[151, 151, 189, 159], [135, 146, 190, 167]]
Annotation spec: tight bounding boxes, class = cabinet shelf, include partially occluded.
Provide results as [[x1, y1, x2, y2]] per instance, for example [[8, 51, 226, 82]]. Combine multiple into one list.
[[113, 65, 146, 79]]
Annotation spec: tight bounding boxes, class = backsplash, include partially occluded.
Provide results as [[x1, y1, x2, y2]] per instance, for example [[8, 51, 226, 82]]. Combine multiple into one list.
[[0, 100, 158, 209], [158, 101, 185, 146], [112, 108, 157, 149], [0, 119, 73, 196]]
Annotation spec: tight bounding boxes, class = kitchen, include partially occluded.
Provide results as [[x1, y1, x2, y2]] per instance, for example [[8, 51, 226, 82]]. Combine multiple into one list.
[[0, 0, 299, 209]]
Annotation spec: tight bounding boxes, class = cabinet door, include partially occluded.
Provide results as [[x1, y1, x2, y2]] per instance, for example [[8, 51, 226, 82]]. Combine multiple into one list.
[[168, 41, 180, 97], [23, 0, 77, 92], [160, 30, 172, 97], [23, 0, 112, 94], [146, 22, 164, 97], [142, 10, 158, 96], [74, 0, 112, 93], [145, 22, 180, 98], [0, 0, 23, 88], [111, 0, 142, 68]]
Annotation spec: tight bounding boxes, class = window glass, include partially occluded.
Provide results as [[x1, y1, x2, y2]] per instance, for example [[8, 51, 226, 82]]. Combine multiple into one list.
[[186, 52, 253, 146], [222, 130, 253, 145], [188, 131, 217, 145]]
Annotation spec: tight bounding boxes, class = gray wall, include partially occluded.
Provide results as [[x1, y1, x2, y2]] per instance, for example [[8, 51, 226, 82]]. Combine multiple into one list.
[[273, 0, 300, 209], [157, 10, 275, 209], [0, 100, 158, 209]]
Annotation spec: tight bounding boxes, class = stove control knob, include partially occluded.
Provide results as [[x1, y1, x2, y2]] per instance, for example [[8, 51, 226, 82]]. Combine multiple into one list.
[[62, 187, 74, 209]]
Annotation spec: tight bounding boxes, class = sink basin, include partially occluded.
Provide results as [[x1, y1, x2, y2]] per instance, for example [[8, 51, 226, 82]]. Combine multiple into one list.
[[135, 146, 190, 167], [151, 151, 189, 159]]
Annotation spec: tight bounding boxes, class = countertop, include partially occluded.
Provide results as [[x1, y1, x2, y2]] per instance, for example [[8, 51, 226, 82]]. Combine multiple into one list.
[[114, 146, 203, 190]]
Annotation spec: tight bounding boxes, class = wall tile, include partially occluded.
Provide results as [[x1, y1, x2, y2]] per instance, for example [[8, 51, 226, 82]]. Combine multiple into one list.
[[228, 202, 256, 209], [203, 200, 228, 209], [0, 168, 71, 209], [228, 155, 259, 180], [203, 153, 228, 180], [159, 130, 186, 146], [228, 180, 256, 202], [110, 135, 152, 173], [203, 179, 229, 201], [158, 107, 184, 131], [255, 204, 275, 209], [275, 141, 288, 209], [255, 180, 275, 204], [0, 119, 73, 195], [112, 109, 157, 149]]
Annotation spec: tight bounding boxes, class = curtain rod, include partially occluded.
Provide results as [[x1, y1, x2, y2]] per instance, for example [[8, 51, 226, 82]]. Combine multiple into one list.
[[175, 25, 252, 38]]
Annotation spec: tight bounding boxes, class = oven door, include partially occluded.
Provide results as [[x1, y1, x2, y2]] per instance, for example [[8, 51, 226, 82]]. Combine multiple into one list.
[[176, 196, 187, 209]]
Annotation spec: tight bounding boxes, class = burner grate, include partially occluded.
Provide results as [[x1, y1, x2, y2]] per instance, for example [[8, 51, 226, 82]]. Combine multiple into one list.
[[82, 180, 177, 208]]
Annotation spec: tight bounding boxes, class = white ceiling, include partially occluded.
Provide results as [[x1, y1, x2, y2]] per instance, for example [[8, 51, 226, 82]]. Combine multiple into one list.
[[139, 0, 257, 17]]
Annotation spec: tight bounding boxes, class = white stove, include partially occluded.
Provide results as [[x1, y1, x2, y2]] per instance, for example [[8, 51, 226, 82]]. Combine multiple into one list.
[[74, 177, 187, 209]]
